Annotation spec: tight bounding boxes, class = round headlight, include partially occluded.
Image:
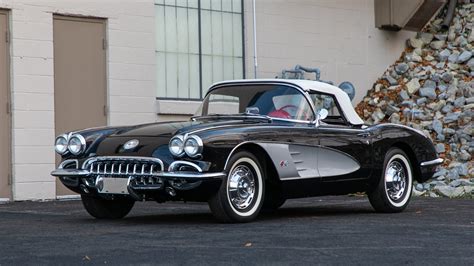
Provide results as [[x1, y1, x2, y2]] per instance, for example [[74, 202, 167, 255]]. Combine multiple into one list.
[[184, 135, 203, 158], [54, 134, 69, 155], [169, 135, 184, 157], [68, 134, 86, 155]]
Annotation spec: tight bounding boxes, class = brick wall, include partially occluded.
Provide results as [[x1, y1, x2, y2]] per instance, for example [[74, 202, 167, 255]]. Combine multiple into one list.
[[0, 0, 156, 200], [0, 0, 418, 200]]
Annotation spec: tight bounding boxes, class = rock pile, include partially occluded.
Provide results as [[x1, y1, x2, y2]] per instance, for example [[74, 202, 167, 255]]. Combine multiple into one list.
[[356, 2, 473, 198]]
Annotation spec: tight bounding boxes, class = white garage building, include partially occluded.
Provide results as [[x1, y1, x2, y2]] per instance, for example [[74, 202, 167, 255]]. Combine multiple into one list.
[[0, 0, 427, 201]]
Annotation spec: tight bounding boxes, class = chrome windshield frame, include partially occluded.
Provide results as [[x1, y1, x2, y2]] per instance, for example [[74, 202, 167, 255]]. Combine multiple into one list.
[[195, 81, 318, 125]]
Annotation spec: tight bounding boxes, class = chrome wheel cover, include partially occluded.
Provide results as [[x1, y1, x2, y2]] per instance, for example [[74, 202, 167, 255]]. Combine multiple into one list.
[[227, 165, 256, 210], [385, 160, 407, 202]]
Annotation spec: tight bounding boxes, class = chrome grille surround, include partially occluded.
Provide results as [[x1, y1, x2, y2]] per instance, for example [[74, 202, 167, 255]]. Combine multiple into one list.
[[83, 156, 164, 176], [83, 156, 165, 190]]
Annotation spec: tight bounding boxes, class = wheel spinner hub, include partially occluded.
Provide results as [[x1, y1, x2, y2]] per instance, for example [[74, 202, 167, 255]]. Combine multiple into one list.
[[228, 165, 256, 210], [385, 160, 407, 201]]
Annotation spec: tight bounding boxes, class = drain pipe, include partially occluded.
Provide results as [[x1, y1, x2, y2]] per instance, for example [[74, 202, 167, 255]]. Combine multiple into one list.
[[441, 0, 457, 31], [252, 0, 258, 78]]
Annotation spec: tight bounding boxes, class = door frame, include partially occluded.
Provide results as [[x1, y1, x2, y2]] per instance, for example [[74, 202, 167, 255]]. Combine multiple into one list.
[[52, 14, 108, 197], [52, 14, 109, 124], [0, 9, 12, 200]]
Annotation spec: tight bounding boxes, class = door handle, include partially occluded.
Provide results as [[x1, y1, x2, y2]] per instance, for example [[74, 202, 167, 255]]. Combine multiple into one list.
[[357, 132, 371, 138]]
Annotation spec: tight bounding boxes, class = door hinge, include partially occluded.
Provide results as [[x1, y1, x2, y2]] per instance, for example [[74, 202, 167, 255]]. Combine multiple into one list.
[[7, 173, 11, 185], [102, 38, 107, 50], [6, 102, 11, 114], [5, 30, 10, 43], [103, 105, 108, 116]]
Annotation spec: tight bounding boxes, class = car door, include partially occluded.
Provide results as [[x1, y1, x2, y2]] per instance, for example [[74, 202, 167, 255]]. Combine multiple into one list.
[[317, 125, 372, 181], [309, 91, 372, 182]]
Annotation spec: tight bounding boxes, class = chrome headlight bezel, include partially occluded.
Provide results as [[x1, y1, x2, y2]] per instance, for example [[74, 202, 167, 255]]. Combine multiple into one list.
[[54, 134, 69, 155], [169, 135, 185, 157], [184, 135, 203, 158], [68, 134, 86, 155]]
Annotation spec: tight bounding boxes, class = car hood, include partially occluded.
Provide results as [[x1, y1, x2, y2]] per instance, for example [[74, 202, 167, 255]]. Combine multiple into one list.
[[108, 119, 262, 138], [109, 121, 194, 138], [93, 119, 268, 158]]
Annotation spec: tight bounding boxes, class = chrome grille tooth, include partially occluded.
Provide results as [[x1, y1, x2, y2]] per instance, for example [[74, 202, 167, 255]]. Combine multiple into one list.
[[87, 158, 164, 180]]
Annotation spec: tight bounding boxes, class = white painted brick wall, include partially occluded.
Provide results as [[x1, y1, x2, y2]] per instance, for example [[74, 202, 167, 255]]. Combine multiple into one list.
[[0, 0, 417, 200], [0, 0, 157, 200]]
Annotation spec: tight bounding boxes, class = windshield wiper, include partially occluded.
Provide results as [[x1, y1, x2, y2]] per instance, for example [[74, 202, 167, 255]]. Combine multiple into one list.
[[191, 113, 272, 122]]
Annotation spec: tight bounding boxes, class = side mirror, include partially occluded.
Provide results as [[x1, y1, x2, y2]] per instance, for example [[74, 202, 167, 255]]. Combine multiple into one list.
[[245, 107, 260, 115], [313, 109, 328, 127], [318, 109, 329, 120]]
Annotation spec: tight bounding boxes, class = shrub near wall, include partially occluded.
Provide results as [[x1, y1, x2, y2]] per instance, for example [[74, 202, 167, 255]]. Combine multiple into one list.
[[356, 3, 473, 198]]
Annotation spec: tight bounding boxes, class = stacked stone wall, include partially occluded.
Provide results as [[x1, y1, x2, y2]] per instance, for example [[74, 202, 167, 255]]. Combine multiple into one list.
[[356, 3, 474, 198]]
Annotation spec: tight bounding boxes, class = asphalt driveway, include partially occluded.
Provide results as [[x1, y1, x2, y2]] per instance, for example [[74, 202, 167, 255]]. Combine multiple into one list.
[[0, 196, 472, 265]]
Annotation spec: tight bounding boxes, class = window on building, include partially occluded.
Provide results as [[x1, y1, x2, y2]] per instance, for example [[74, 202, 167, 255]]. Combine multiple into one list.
[[155, 0, 244, 100]]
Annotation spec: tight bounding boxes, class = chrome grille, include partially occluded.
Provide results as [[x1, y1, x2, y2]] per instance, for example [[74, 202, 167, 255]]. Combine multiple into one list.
[[84, 156, 164, 177]]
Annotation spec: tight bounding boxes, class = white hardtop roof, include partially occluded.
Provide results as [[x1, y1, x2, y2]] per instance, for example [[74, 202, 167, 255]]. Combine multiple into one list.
[[210, 79, 365, 125]]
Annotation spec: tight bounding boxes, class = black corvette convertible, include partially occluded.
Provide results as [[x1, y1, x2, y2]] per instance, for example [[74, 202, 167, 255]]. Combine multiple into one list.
[[52, 79, 442, 222]]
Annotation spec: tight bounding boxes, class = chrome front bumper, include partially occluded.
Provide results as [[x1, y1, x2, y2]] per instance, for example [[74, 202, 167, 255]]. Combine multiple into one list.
[[50, 168, 225, 181], [51, 157, 225, 197], [51, 156, 225, 181]]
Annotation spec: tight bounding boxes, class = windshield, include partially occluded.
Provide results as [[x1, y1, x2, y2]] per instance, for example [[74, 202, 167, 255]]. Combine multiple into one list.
[[195, 84, 315, 121]]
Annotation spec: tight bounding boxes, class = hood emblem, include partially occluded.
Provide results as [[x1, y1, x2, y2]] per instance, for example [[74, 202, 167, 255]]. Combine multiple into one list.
[[123, 139, 139, 150]]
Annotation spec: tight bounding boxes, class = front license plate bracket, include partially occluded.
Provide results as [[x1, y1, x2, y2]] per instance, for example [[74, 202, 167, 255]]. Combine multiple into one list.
[[96, 176, 130, 195]]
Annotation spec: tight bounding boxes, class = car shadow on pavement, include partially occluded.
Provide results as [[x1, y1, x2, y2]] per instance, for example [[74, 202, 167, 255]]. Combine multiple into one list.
[[72, 205, 375, 225], [260, 205, 375, 220]]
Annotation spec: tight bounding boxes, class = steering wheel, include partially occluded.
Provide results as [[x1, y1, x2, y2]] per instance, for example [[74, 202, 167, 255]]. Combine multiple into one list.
[[268, 105, 298, 119], [280, 104, 314, 120], [279, 105, 299, 114]]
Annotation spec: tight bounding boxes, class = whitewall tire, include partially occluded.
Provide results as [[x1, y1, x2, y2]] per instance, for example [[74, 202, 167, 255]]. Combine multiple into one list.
[[368, 148, 413, 213], [208, 151, 265, 223]]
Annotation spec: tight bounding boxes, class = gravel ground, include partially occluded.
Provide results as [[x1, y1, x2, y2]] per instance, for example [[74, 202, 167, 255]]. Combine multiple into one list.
[[0, 196, 473, 265]]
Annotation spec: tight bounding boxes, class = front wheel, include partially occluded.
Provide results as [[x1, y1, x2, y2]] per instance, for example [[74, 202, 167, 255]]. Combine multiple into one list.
[[368, 148, 413, 213], [81, 194, 135, 219], [208, 151, 265, 223]]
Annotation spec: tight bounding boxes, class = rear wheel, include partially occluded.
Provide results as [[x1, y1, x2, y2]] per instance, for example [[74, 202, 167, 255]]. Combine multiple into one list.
[[208, 151, 265, 223], [368, 148, 413, 213], [81, 194, 135, 219]]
